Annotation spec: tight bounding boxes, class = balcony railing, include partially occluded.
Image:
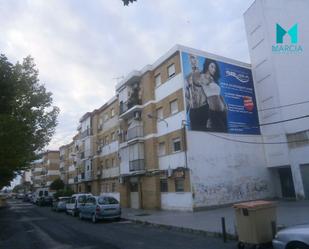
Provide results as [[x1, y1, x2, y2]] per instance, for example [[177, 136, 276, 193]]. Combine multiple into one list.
[[129, 159, 145, 172], [127, 126, 143, 141]]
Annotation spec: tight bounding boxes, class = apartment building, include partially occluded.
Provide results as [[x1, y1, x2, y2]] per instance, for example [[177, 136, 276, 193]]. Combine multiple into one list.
[[61, 43, 302, 210], [244, 0, 309, 199], [31, 150, 60, 190]]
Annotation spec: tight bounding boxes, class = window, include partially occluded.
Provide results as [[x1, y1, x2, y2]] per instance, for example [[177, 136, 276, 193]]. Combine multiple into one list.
[[170, 99, 178, 114], [158, 142, 166, 156], [173, 138, 181, 152], [160, 179, 168, 192], [167, 64, 176, 78], [111, 108, 115, 117], [111, 132, 115, 141], [111, 158, 115, 167], [105, 159, 109, 168], [155, 73, 161, 87], [156, 108, 163, 120], [175, 178, 184, 192], [98, 118, 103, 130], [111, 182, 116, 192]]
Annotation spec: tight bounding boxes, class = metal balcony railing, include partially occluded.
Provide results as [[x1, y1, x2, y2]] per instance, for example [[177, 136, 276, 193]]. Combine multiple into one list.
[[129, 159, 145, 172]]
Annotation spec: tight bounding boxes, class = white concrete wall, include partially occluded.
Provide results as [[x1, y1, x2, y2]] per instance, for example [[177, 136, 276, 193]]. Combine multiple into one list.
[[244, 0, 309, 198], [103, 116, 119, 131], [155, 74, 183, 102], [68, 178, 74, 184], [157, 111, 186, 136], [187, 132, 275, 208], [161, 192, 193, 211], [101, 141, 119, 157], [47, 170, 59, 176], [102, 167, 119, 179], [158, 152, 186, 170]]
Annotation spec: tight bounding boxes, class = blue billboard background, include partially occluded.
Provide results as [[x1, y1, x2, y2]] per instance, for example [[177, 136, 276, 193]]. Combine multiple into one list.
[[182, 52, 260, 135]]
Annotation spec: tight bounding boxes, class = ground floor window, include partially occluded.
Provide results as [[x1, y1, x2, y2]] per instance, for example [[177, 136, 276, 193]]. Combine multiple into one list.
[[160, 179, 168, 192], [175, 178, 184, 192]]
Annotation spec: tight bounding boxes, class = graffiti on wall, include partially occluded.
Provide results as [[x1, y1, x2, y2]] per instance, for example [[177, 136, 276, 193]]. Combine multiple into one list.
[[193, 176, 269, 206]]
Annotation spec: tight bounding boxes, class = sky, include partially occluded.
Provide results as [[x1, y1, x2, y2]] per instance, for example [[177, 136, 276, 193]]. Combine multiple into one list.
[[0, 0, 255, 152]]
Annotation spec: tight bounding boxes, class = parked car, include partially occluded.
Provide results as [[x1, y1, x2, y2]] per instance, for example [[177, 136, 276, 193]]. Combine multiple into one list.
[[66, 193, 92, 217], [22, 193, 32, 202], [52, 197, 71, 212], [79, 195, 121, 223], [273, 223, 309, 249]]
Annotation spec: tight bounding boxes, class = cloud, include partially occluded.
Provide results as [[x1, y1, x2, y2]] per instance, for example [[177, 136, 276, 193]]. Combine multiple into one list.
[[0, 0, 255, 150]]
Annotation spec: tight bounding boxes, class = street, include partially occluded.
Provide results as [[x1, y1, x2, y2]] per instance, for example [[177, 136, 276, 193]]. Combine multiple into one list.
[[0, 200, 236, 249]]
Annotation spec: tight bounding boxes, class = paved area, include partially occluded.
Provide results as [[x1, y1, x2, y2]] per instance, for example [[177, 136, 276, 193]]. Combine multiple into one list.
[[0, 200, 237, 249], [122, 200, 309, 237]]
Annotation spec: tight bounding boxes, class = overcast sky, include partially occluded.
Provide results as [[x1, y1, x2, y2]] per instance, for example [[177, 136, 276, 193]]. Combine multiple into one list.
[[0, 0, 255, 151]]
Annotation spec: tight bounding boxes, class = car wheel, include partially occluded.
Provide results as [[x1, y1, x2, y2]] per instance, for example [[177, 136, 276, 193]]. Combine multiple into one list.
[[92, 214, 97, 223], [79, 212, 83, 220], [237, 242, 245, 249], [287, 242, 309, 249]]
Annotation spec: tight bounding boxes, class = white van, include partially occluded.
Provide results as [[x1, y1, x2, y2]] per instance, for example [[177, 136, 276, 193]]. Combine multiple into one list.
[[32, 188, 49, 204], [65, 193, 92, 216]]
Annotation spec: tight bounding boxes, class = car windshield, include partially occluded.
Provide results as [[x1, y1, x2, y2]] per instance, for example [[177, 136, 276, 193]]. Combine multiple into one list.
[[78, 195, 87, 203], [98, 197, 119, 205]]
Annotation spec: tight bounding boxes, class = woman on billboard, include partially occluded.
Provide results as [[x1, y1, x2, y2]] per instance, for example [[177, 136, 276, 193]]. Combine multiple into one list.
[[185, 54, 209, 131], [200, 59, 228, 132]]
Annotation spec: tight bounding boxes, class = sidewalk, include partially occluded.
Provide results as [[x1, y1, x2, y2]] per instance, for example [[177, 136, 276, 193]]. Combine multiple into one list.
[[122, 200, 309, 238]]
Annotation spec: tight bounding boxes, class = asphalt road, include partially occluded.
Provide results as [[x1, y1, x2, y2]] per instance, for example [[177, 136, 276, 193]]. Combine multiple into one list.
[[0, 200, 237, 249]]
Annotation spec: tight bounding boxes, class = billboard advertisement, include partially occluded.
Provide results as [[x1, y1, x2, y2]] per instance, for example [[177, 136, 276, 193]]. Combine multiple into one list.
[[181, 52, 260, 134]]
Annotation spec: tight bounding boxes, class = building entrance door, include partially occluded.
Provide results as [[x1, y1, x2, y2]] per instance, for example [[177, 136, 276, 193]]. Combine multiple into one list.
[[278, 167, 296, 198], [130, 181, 140, 209], [300, 164, 309, 199]]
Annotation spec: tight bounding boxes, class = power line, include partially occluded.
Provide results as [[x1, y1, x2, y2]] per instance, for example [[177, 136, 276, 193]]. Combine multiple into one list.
[[260, 114, 309, 126], [258, 100, 309, 112], [205, 132, 309, 145]]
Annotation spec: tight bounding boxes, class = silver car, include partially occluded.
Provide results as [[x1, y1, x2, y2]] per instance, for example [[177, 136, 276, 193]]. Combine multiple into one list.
[[79, 196, 121, 223], [273, 224, 309, 249]]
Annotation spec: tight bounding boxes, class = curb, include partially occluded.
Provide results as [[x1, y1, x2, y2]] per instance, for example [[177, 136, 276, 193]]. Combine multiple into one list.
[[123, 217, 237, 240]]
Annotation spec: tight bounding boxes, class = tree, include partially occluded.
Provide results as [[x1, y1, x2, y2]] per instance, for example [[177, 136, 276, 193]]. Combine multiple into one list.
[[49, 178, 64, 191], [0, 54, 59, 188], [122, 0, 137, 6]]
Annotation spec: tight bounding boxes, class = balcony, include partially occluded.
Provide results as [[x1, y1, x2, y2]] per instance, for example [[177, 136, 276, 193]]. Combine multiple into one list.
[[127, 125, 143, 141], [129, 159, 145, 172], [80, 128, 92, 139], [80, 152, 85, 159], [74, 176, 78, 183]]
